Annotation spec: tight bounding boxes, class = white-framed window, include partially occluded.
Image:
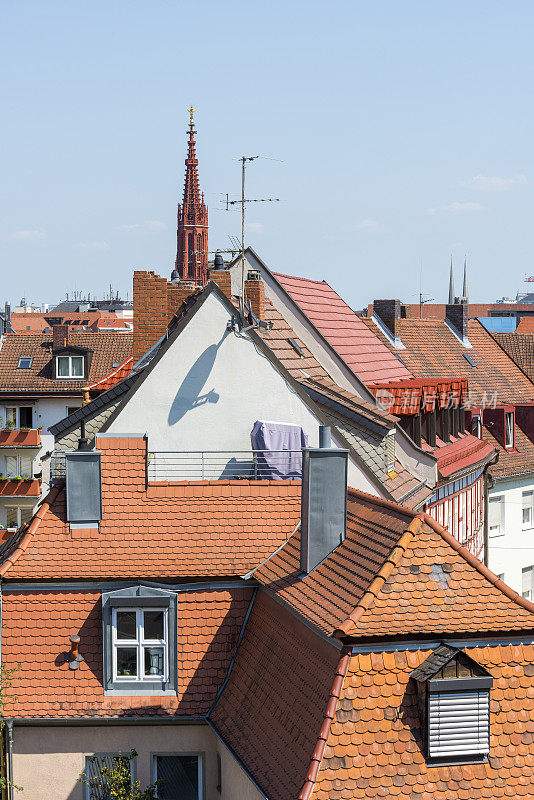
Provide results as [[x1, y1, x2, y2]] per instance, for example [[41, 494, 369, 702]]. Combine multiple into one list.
[[17, 357, 32, 369], [112, 608, 168, 683], [3, 406, 32, 429], [522, 491, 534, 529], [488, 495, 504, 537], [5, 506, 34, 530], [152, 754, 203, 799], [56, 355, 84, 378], [5, 455, 33, 479], [522, 566, 534, 600], [505, 411, 514, 448]]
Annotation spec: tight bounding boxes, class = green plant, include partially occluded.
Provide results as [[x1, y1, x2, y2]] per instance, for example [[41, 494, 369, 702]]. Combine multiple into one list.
[[0, 663, 21, 794], [12, 476, 22, 482], [4, 421, 15, 430], [81, 750, 161, 800]]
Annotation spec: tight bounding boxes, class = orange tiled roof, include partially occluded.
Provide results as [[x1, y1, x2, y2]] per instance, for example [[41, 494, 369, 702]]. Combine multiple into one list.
[[0, 333, 133, 394], [514, 316, 534, 334], [0, 437, 301, 580], [253, 490, 534, 639], [492, 331, 534, 381], [362, 317, 534, 404], [272, 271, 414, 384], [2, 587, 252, 719], [86, 355, 134, 391], [10, 311, 130, 334], [314, 642, 534, 800]]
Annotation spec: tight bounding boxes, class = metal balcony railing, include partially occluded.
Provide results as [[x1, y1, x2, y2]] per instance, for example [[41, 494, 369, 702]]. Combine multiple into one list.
[[49, 449, 304, 483], [147, 450, 304, 481]]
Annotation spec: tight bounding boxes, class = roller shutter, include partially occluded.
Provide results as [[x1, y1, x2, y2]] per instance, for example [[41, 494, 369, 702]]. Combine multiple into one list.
[[428, 690, 490, 757]]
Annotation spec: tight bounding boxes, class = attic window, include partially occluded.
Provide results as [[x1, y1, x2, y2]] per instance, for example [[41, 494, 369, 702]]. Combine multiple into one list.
[[288, 338, 304, 357], [411, 645, 492, 763], [463, 354, 476, 367], [505, 411, 514, 448], [17, 357, 32, 369], [56, 355, 84, 378], [471, 414, 482, 439]]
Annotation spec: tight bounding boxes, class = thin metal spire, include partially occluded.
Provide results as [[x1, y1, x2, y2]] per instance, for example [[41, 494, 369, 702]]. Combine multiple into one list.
[[448, 257, 455, 305], [462, 258, 468, 303]]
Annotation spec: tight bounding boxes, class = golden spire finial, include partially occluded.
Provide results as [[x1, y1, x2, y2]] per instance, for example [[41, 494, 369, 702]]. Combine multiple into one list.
[[189, 105, 195, 125]]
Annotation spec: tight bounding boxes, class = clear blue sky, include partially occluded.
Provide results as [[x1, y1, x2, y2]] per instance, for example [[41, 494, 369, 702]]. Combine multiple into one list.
[[1, 1, 533, 310]]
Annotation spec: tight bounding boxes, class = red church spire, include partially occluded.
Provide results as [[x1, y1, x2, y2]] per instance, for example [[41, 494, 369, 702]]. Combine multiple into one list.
[[174, 107, 209, 284]]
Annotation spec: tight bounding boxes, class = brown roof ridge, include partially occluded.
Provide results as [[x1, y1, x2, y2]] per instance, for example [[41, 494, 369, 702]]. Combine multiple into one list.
[[422, 511, 534, 615], [0, 484, 62, 577], [333, 516, 423, 637], [298, 646, 351, 800]]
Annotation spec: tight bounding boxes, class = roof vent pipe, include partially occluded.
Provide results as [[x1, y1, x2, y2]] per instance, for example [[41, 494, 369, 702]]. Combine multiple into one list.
[[319, 425, 331, 449]]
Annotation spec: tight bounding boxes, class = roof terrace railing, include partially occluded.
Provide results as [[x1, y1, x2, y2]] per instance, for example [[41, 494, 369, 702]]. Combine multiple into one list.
[[50, 449, 304, 483], [147, 450, 304, 481]]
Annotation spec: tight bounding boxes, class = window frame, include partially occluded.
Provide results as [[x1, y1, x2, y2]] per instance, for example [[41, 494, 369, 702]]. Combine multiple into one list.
[[5, 505, 35, 530], [3, 406, 33, 429], [522, 490, 534, 530], [17, 357, 33, 369], [488, 495, 504, 538], [55, 354, 85, 379], [522, 565, 534, 600], [505, 411, 514, 448], [151, 752, 204, 800], [426, 681, 491, 763], [111, 607, 168, 684], [471, 414, 482, 439], [102, 586, 177, 695], [5, 454, 34, 480], [83, 752, 136, 800]]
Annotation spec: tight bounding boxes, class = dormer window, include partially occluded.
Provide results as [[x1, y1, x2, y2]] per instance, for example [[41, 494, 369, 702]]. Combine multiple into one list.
[[505, 411, 514, 448], [471, 414, 482, 439], [56, 355, 84, 378], [411, 645, 492, 763]]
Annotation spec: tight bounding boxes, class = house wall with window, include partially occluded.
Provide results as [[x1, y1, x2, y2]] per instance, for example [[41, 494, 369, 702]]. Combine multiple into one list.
[[11, 724, 263, 800], [487, 474, 534, 595]]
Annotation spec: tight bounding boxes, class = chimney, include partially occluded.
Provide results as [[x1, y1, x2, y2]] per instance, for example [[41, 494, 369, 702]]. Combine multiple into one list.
[[445, 302, 469, 343], [300, 426, 348, 574], [52, 324, 69, 350], [373, 300, 401, 342], [4, 303, 11, 326], [244, 270, 265, 321], [208, 253, 233, 301], [133, 270, 200, 363]]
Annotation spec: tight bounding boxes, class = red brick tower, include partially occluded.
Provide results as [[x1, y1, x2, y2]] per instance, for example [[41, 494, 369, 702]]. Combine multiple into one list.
[[174, 107, 209, 285]]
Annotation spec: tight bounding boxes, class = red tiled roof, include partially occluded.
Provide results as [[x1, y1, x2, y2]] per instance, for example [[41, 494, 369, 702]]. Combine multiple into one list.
[[2, 587, 252, 719], [10, 311, 130, 334], [0, 437, 301, 581], [362, 317, 534, 404], [86, 355, 134, 391], [0, 429, 40, 447], [314, 642, 534, 800], [515, 317, 534, 334], [211, 591, 342, 800], [492, 331, 534, 381], [434, 433, 495, 478], [0, 333, 133, 394], [0, 479, 40, 497], [254, 490, 534, 639], [272, 271, 414, 384]]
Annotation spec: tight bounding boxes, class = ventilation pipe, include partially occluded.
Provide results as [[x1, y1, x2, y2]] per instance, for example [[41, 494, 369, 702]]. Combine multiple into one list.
[[300, 426, 348, 574]]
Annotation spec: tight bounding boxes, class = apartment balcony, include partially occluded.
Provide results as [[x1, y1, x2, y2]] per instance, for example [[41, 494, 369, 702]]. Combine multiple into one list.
[[0, 429, 41, 448], [0, 479, 41, 497], [50, 450, 304, 483]]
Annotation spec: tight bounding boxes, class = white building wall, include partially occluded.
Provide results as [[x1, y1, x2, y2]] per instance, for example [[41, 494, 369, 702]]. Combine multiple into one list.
[[488, 475, 534, 595], [107, 292, 381, 495]]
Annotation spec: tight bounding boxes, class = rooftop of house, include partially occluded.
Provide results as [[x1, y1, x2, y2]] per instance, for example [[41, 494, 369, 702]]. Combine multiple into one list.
[[492, 331, 534, 382], [363, 316, 534, 405], [272, 270, 414, 384], [0, 332, 133, 395], [10, 311, 131, 334]]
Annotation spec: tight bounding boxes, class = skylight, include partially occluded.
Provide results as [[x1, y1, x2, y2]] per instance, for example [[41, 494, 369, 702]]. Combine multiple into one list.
[[288, 338, 304, 357], [17, 357, 32, 369], [463, 353, 476, 367]]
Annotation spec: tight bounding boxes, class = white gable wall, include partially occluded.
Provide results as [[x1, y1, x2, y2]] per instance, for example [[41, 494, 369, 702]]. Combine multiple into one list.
[[107, 292, 381, 495]]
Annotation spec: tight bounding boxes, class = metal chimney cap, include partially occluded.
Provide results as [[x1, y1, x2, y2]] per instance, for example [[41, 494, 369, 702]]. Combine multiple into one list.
[[170, 268, 180, 283], [213, 251, 225, 270]]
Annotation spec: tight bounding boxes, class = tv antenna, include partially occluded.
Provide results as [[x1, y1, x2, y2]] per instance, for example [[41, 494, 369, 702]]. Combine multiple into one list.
[[224, 156, 281, 304]]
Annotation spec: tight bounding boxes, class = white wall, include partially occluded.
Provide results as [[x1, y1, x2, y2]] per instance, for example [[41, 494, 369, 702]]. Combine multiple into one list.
[[107, 292, 381, 495], [488, 476, 534, 595]]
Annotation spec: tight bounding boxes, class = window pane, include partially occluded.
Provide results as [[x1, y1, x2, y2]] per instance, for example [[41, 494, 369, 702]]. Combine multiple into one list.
[[57, 357, 70, 377], [6, 457, 17, 477], [6, 508, 18, 528], [20, 456, 32, 479], [85, 755, 131, 800], [116, 611, 137, 640], [116, 648, 137, 677], [5, 408, 16, 426], [523, 508, 530, 525], [144, 646, 164, 677], [144, 609, 164, 640], [20, 507, 33, 526], [71, 356, 84, 377], [19, 407, 32, 427], [155, 755, 199, 800]]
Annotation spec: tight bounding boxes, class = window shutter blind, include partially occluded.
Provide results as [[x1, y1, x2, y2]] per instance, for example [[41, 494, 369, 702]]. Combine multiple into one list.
[[428, 690, 490, 757]]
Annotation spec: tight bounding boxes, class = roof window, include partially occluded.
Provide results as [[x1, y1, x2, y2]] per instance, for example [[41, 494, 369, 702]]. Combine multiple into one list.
[[463, 353, 476, 367], [287, 338, 304, 357], [505, 411, 514, 448], [411, 644, 492, 763], [17, 357, 32, 369]]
